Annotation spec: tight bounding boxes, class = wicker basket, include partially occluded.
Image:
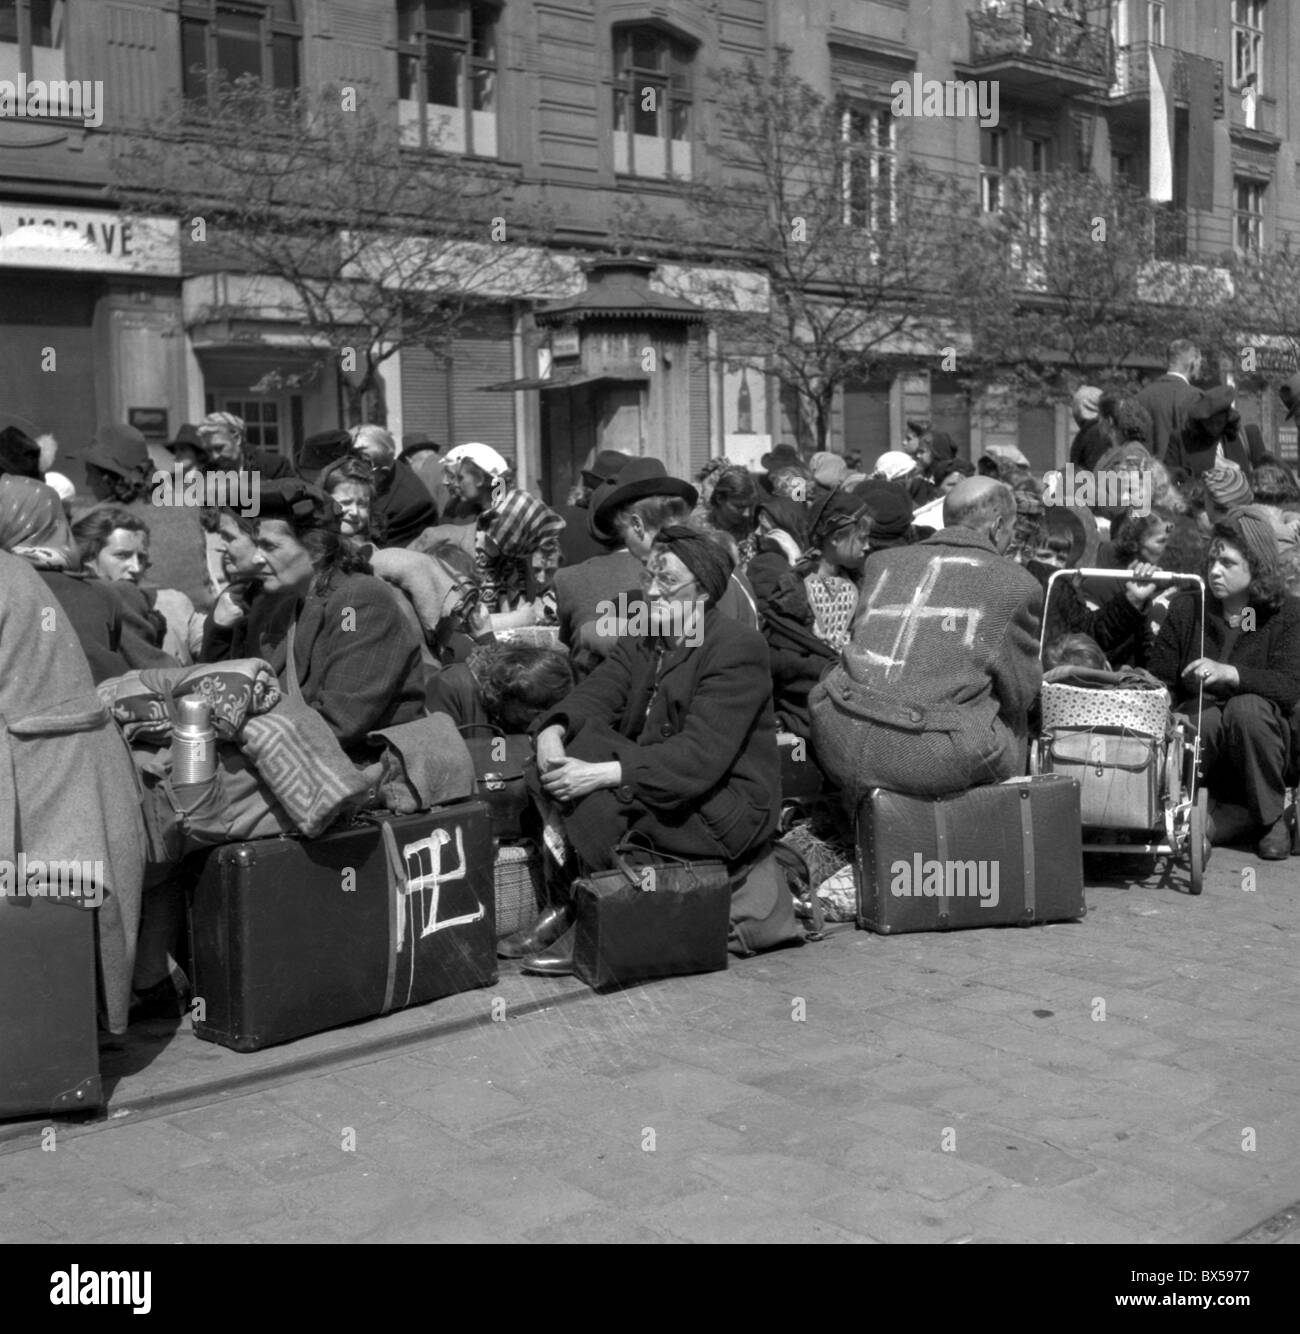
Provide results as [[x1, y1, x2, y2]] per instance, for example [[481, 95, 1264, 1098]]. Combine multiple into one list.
[[1040, 681, 1170, 738], [494, 842, 543, 940]]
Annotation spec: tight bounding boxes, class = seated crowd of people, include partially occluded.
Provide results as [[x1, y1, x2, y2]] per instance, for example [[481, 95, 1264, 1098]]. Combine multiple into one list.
[[3, 365, 1300, 1035]]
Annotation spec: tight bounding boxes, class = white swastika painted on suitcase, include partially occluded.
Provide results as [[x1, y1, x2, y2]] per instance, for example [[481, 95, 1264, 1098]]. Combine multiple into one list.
[[397, 825, 485, 945]]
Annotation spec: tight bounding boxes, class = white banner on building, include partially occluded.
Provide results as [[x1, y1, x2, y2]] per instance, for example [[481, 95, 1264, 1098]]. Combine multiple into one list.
[[0, 206, 180, 276]]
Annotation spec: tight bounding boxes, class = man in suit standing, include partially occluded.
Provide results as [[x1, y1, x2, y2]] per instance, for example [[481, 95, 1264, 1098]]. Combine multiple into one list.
[[1135, 339, 1203, 463]]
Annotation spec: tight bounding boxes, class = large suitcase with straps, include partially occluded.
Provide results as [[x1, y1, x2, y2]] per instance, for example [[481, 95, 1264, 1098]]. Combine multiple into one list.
[[188, 802, 496, 1051], [855, 776, 1086, 935]]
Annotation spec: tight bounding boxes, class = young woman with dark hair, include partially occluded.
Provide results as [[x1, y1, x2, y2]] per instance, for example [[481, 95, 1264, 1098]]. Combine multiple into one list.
[[1148, 506, 1300, 859], [72, 506, 200, 664], [319, 454, 385, 545], [695, 465, 760, 569]]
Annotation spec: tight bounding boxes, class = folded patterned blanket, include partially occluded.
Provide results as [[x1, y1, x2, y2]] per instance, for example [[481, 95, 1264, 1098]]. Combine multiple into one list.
[[99, 659, 281, 743], [240, 698, 376, 838]]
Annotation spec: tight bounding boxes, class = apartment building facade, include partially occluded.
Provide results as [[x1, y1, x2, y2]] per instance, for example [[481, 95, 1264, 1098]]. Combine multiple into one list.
[[2, 0, 1298, 493]]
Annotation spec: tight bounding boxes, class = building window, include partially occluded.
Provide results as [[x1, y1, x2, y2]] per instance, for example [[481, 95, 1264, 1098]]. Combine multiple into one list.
[[181, 1, 301, 107], [0, 0, 65, 83], [840, 104, 896, 230], [1234, 177, 1264, 253], [1147, 1, 1165, 45], [611, 24, 694, 180], [980, 128, 1009, 213], [1023, 136, 1051, 251], [397, 0, 498, 156], [1232, 0, 1264, 92]]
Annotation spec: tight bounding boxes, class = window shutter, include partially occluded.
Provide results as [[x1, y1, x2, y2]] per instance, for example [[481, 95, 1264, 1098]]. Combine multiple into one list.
[[449, 311, 516, 463], [400, 345, 452, 445]]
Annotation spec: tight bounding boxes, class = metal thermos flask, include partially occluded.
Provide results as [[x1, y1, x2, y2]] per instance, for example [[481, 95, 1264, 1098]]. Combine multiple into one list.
[[171, 696, 216, 784]]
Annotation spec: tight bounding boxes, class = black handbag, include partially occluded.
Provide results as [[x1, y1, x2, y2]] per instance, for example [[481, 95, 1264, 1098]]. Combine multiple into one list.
[[458, 722, 531, 839], [572, 843, 731, 992]]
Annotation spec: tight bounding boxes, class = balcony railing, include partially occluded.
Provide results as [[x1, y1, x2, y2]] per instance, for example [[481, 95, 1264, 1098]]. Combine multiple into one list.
[[1111, 43, 1225, 117], [968, 2, 1113, 82]]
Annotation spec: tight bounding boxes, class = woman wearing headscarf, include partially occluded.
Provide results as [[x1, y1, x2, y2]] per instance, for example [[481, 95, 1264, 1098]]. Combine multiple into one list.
[[0, 475, 135, 682], [427, 442, 564, 618], [505, 526, 780, 974], [201, 479, 425, 759], [0, 549, 147, 1036], [1148, 506, 1300, 859]]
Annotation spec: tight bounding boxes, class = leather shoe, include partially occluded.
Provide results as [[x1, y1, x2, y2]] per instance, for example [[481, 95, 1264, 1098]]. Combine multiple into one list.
[[498, 903, 572, 959], [520, 924, 576, 976], [1256, 818, 1291, 861]]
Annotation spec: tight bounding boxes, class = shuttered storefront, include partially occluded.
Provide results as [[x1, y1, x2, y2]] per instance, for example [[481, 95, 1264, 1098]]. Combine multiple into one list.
[[399, 345, 451, 445], [400, 309, 514, 461], [450, 310, 515, 463]]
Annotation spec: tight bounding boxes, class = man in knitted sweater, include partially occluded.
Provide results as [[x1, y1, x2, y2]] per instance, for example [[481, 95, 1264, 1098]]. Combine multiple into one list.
[[810, 477, 1043, 799]]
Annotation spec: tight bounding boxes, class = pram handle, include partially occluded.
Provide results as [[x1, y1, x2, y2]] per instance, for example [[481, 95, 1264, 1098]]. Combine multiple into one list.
[[1063, 569, 1207, 587], [1039, 568, 1207, 659]]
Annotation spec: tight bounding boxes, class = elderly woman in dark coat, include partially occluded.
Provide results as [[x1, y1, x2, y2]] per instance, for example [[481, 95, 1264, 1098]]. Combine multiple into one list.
[[202, 479, 425, 759], [1148, 506, 1300, 859], [504, 526, 780, 974]]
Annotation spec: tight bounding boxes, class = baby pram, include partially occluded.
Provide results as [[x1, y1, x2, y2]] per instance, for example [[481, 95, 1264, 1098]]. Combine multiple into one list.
[[1029, 569, 1209, 894]]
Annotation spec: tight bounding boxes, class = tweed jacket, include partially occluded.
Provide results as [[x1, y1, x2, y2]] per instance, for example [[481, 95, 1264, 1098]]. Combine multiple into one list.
[[810, 528, 1043, 795], [1148, 590, 1300, 710]]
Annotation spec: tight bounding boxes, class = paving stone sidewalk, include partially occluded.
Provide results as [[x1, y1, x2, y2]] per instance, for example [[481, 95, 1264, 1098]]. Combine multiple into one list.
[[2, 844, 1298, 1244]]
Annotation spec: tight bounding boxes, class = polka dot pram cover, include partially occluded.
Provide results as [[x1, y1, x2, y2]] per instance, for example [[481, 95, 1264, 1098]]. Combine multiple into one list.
[[1040, 681, 1172, 738]]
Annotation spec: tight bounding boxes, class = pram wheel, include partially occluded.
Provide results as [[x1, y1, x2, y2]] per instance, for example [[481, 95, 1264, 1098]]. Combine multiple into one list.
[[1188, 787, 1208, 895]]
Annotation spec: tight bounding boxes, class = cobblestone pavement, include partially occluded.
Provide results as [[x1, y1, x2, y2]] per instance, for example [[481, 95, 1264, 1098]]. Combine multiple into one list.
[[2, 842, 1298, 1245]]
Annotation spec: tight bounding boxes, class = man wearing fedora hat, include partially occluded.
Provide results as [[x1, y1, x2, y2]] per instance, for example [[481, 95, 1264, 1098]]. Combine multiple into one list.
[[553, 456, 697, 675], [557, 449, 632, 567]]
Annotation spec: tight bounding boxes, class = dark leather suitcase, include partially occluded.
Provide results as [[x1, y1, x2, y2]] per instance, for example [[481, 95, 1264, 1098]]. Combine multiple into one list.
[[573, 858, 731, 992], [188, 802, 497, 1051], [855, 776, 1086, 934], [0, 894, 102, 1117]]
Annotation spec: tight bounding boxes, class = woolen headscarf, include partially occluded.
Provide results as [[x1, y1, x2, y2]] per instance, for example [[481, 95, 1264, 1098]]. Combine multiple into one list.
[[1217, 505, 1280, 573], [809, 451, 848, 488], [0, 474, 78, 568], [654, 524, 733, 605], [1203, 460, 1254, 511]]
